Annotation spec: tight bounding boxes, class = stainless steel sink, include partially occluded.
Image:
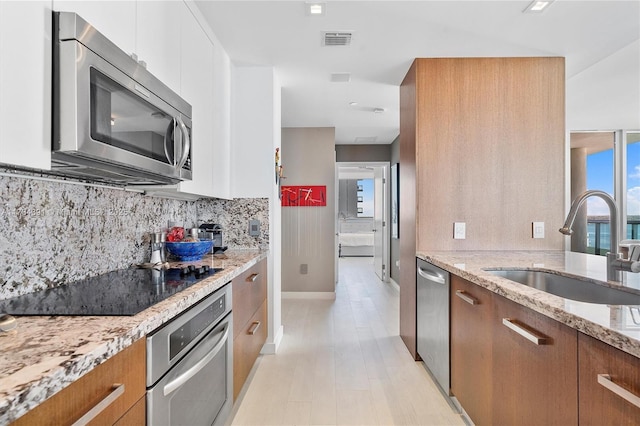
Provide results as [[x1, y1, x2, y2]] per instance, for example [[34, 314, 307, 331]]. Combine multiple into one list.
[[485, 269, 640, 305]]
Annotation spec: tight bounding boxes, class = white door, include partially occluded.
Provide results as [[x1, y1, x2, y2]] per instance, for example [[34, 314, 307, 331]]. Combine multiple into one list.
[[373, 166, 385, 280]]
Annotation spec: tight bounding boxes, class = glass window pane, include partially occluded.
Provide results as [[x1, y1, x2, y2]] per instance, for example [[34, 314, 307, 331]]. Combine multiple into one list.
[[626, 132, 640, 239]]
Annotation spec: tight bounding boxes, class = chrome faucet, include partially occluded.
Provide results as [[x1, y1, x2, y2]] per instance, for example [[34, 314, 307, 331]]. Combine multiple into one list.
[[560, 190, 640, 281]]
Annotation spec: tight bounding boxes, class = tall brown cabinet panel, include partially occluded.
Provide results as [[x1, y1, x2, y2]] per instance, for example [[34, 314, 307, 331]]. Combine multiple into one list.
[[399, 58, 565, 359]]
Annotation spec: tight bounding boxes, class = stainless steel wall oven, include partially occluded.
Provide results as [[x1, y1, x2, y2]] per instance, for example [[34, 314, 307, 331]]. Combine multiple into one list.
[[146, 284, 233, 425]]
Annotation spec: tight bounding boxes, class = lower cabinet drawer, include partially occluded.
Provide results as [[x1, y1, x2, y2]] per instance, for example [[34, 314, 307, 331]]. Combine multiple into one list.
[[13, 338, 146, 426], [579, 333, 640, 425], [233, 300, 268, 401], [114, 396, 145, 426]]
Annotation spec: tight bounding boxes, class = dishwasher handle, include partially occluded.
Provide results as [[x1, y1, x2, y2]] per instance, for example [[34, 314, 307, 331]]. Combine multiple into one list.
[[417, 267, 446, 285]]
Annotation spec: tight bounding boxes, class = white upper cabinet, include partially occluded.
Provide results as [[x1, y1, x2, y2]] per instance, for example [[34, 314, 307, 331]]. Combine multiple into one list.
[[52, 1, 136, 56], [135, 1, 183, 94], [176, 6, 215, 198], [0, 1, 52, 171]]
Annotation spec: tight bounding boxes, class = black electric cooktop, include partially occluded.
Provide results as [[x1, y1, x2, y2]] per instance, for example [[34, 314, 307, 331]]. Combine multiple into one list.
[[0, 266, 223, 316]]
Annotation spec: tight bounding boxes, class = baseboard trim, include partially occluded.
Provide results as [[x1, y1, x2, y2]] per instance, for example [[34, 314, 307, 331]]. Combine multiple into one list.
[[389, 278, 400, 292], [261, 325, 284, 354], [282, 291, 337, 300]]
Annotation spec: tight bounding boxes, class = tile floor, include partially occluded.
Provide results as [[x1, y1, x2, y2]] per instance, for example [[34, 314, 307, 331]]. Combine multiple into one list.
[[230, 257, 465, 426]]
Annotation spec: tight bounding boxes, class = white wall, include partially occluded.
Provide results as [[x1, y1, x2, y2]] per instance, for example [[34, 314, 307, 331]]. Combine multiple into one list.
[[567, 39, 640, 131], [232, 65, 283, 353]]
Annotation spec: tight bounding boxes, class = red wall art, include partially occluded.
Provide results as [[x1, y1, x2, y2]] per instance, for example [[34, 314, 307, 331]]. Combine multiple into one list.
[[281, 185, 327, 207]]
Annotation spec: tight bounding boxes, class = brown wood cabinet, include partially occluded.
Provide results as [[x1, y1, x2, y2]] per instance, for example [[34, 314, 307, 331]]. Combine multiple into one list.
[[492, 294, 578, 426], [232, 258, 268, 400], [13, 338, 146, 426], [450, 275, 493, 425], [400, 57, 565, 359], [578, 333, 640, 425]]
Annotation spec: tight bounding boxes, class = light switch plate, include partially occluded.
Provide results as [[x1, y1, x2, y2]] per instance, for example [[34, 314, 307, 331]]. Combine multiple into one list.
[[454, 222, 466, 239], [533, 221, 545, 239]]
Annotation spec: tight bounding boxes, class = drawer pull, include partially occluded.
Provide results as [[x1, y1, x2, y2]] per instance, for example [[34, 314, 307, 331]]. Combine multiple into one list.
[[502, 318, 547, 345], [597, 374, 640, 408], [248, 321, 261, 335], [71, 383, 125, 426], [455, 290, 478, 305], [246, 273, 260, 283]]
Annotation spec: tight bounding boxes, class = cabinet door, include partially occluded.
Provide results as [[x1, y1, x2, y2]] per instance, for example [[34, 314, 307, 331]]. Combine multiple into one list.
[[492, 295, 578, 426], [232, 259, 268, 339], [0, 1, 52, 170], [53, 1, 136, 56], [135, 0, 182, 94], [177, 6, 215, 198], [450, 276, 493, 425], [13, 338, 146, 425], [210, 39, 232, 199], [578, 333, 640, 425]]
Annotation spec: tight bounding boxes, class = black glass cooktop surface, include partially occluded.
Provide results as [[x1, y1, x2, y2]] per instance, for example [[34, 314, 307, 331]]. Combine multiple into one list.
[[0, 266, 223, 316]]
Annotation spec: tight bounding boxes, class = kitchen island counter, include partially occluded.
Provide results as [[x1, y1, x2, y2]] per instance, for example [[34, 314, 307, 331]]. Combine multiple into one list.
[[417, 250, 640, 359], [0, 249, 267, 424]]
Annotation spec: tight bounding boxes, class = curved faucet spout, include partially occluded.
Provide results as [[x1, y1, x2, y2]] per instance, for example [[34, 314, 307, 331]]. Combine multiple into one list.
[[560, 190, 620, 280]]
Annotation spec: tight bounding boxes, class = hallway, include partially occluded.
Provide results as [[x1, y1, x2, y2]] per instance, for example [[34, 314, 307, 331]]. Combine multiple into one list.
[[231, 257, 464, 425]]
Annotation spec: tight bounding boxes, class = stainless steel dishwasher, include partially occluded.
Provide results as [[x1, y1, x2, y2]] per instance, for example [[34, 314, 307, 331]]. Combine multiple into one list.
[[416, 258, 450, 396]]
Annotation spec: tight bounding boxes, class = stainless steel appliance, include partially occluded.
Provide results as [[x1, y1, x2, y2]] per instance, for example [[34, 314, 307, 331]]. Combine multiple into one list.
[[198, 224, 226, 254], [52, 12, 192, 185], [147, 284, 233, 426], [416, 259, 450, 396]]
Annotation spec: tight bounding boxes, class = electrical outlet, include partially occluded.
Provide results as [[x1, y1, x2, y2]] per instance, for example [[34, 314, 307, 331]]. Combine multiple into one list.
[[533, 222, 545, 239], [454, 222, 466, 239], [249, 219, 260, 237]]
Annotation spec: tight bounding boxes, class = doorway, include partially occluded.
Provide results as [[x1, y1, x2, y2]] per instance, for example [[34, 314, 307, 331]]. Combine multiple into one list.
[[336, 162, 390, 282]]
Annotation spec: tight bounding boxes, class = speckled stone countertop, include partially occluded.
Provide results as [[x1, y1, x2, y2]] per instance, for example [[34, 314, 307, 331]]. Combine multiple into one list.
[[0, 249, 267, 424], [417, 250, 640, 359]]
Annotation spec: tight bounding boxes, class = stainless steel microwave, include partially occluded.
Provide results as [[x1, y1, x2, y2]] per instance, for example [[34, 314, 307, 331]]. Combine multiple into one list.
[[52, 12, 192, 185]]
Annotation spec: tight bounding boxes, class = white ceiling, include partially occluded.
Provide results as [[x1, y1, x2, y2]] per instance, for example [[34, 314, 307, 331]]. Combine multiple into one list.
[[195, 1, 640, 145]]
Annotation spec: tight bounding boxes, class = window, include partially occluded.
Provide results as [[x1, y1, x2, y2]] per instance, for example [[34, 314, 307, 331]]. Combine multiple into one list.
[[357, 179, 374, 217], [572, 130, 640, 256]]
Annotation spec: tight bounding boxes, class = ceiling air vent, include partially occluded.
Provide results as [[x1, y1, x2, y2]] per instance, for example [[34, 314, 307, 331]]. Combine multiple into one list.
[[322, 31, 352, 46], [354, 136, 377, 144], [330, 72, 351, 83]]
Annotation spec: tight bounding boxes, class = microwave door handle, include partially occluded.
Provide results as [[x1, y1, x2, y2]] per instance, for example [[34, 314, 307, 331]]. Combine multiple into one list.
[[176, 115, 190, 170], [163, 118, 176, 166]]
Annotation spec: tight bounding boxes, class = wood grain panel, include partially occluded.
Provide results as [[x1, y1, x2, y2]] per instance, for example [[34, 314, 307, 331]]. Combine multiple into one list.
[[232, 259, 267, 339], [578, 333, 640, 425], [399, 61, 418, 359], [491, 294, 578, 425], [450, 276, 493, 425], [114, 396, 145, 426], [234, 299, 268, 401], [13, 338, 146, 426], [413, 57, 565, 251]]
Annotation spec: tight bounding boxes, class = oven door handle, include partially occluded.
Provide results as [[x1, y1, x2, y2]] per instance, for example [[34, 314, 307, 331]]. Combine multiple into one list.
[[163, 323, 230, 396]]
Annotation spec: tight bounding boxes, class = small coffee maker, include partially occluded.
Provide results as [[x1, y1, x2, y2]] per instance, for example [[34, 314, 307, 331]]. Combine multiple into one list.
[[198, 224, 225, 253]]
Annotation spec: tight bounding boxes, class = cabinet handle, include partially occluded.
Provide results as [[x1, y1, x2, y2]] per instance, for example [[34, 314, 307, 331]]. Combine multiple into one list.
[[248, 321, 261, 335], [246, 273, 260, 283], [455, 290, 478, 305], [597, 374, 640, 408], [417, 267, 446, 285], [502, 318, 547, 345], [71, 383, 125, 426]]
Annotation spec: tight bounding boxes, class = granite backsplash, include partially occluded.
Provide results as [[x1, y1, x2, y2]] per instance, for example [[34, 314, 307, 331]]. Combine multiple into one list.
[[0, 175, 268, 299]]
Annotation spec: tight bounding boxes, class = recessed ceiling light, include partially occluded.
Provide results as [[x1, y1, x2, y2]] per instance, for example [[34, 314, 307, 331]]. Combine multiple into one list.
[[523, 0, 554, 13], [349, 101, 358, 106], [373, 108, 385, 114], [306, 2, 325, 16]]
